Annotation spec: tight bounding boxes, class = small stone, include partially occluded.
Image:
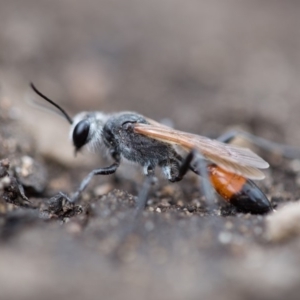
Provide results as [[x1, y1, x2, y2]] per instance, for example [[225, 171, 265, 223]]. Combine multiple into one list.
[[94, 183, 113, 196], [177, 200, 184, 207], [0, 176, 11, 187], [66, 222, 82, 235], [218, 231, 233, 244], [145, 221, 155, 231], [290, 159, 300, 173], [20, 156, 34, 177], [160, 199, 170, 207], [266, 201, 300, 242], [14, 156, 47, 194]]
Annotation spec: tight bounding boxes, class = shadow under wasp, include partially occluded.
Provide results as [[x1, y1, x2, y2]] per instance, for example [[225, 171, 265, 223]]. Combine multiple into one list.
[[30, 83, 300, 215]]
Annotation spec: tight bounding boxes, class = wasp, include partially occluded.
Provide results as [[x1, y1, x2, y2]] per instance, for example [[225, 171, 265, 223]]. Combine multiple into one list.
[[30, 83, 282, 214]]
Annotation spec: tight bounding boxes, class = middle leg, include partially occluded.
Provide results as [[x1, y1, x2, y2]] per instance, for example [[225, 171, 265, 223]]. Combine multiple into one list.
[[163, 150, 216, 210]]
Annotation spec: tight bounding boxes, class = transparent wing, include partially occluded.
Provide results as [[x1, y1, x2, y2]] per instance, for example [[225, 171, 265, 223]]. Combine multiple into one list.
[[134, 123, 269, 180]]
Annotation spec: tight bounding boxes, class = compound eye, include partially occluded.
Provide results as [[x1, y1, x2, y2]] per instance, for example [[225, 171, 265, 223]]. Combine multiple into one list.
[[73, 120, 90, 150]]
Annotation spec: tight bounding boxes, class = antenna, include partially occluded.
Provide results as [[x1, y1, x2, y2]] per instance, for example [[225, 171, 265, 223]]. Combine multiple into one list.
[[30, 83, 73, 124]]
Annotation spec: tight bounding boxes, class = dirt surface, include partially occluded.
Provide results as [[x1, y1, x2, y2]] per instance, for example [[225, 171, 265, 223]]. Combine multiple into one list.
[[1, 1, 300, 300]]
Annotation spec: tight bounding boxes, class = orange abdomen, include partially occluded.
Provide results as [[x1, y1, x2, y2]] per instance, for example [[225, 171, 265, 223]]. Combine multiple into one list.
[[208, 165, 272, 214]]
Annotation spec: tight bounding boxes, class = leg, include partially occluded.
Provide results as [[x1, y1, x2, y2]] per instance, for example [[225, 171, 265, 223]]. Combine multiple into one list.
[[134, 166, 156, 216], [168, 150, 216, 210], [160, 151, 194, 183], [192, 152, 216, 210], [217, 129, 300, 158], [71, 161, 120, 202], [113, 167, 156, 253], [172, 151, 194, 181]]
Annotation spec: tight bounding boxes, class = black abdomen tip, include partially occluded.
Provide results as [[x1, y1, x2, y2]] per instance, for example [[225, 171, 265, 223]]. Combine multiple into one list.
[[230, 180, 272, 214]]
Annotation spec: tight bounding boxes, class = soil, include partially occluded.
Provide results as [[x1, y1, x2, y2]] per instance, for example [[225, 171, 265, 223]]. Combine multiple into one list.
[[1, 1, 300, 300]]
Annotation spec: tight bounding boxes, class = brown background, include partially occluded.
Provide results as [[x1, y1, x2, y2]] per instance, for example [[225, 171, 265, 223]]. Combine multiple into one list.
[[2, 1, 300, 142]]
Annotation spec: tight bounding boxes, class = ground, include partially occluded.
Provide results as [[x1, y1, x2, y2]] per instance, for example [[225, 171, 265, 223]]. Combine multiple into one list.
[[1, 1, 300, 300]]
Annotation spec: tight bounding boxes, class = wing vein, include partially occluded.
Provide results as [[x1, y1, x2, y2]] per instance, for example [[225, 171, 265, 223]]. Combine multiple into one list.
[[134, 123, 269, 180]]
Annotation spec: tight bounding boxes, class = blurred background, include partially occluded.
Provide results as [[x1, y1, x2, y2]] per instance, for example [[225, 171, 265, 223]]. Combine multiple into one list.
[[1, 1, 300, 300], [1, 0, 300, 164]]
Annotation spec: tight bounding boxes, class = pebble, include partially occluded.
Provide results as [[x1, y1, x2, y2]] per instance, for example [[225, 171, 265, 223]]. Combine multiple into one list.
[[145, 221, 155, 231], [289, 159, 300, 173], [14, 156, 48, 194], [94, 183, 113, 196], [0, 176, 11, 190], [177, 200, 184, 207], [218, 231, 233, 244], [19, 156, 34, 177], [266, 201, 300, 242]]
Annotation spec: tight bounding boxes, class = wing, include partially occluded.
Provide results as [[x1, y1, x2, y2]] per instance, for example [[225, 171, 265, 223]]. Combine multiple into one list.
[[134, 123, 269, 180]]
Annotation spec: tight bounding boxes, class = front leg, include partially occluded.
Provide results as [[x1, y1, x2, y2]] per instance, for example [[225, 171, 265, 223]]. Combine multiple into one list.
[[70, 151, 120, 202], [44, 162, 120, 219], [71, 161, 120, 203]]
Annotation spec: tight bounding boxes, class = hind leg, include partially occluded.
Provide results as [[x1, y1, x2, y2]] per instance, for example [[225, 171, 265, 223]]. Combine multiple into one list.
[[217, 129, 300, 158]]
